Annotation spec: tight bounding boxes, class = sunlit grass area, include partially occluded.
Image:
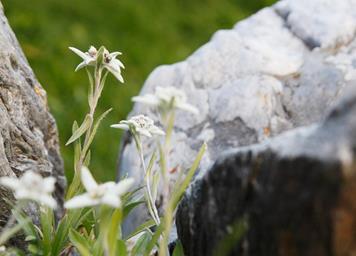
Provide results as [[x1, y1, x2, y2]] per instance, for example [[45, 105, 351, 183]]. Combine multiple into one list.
[[2, 0, 276, 182]]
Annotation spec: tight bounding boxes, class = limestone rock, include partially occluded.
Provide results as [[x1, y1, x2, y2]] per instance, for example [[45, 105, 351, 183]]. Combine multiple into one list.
[[0, 4, 65, 224], [119, 0, 356, 236]]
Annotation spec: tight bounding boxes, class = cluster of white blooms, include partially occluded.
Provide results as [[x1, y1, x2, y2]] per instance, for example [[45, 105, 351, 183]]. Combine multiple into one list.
[[69, 46, 125, 83], [111, 114, 165, 138], [0, 171, 57, 209], [132, 86, 198, 114], [65, 167, 134, 209]]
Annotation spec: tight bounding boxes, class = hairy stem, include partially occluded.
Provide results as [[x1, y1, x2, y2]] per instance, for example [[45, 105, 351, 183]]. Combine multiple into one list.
[[137, 139, 160, 226]]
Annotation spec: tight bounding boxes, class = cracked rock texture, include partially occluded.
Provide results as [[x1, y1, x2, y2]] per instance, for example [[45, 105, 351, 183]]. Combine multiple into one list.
[[119, 0, 356, 239], [0, 4, 65, 225]]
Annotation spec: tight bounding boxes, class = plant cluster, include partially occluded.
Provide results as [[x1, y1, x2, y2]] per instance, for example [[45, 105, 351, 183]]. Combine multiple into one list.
[[0, 45, 205, 256]]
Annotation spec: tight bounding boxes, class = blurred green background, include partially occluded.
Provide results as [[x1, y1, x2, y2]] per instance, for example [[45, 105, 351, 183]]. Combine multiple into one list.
[[2, 0, 276, 182]]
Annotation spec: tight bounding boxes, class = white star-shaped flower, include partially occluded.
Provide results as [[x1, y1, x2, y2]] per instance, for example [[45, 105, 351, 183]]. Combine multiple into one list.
[[69, 46, 98, 71], [102, 49, 125, 83], [111, 114, 165, 137], [69, 46, 125, 83], [64, 167, 134, 209], [0, 171, 57, 209], [132, 86, 199, 114]]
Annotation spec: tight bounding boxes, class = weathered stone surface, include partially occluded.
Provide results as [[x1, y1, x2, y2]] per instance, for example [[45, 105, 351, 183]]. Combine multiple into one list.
[[119, 0, 356, 237], [0, 4, 65, 224], [176, 85, 356, 256]]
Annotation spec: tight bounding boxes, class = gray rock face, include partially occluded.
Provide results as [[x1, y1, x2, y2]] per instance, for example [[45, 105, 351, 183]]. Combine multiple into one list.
[[119, 0, 356, 236], [0, 4, 65, 223], [176, 85, 356, 256]]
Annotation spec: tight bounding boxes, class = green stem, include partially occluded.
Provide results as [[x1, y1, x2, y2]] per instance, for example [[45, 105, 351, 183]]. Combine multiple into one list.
[[161, 110, 175, 210], [137, 139, 160, 226], [77, 67, 102, 172], [67, 67, 103, 199]]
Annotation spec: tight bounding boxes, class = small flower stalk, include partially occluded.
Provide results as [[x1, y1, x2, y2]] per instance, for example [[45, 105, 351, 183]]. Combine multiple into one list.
[[112, 115, 164, 225]]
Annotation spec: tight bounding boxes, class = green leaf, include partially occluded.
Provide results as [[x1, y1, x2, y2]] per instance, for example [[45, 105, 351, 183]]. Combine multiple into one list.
[[39, 206, 54, 255], [84, 150, 91, 167], [69, 229, 92, 256], [117, 240, 127, 256], [144, 224, 163, 256], [86, 68, 94, 108], [158, 142, 167, 178], [51, 208, 92, 256], [98, 70, 109, 96], [96, 46, 105, 67], [131, 231, 151, 256], [66, 114, 92, 146], [171, 142, 207, 208], [151, 171, 160, 203], [84, 108, 112, 153], [108, 209, 122, 256], [172, 240, 184, 256], [126, 219, 156, 240], [123, 200, 145, 219], [13, 209, 37, 238], [0, 222, 30, 246]]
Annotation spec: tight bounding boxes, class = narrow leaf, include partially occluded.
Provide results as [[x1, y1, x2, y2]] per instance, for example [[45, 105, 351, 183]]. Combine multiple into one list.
[[84, 108, 112, 153], [84, 150, 91, 167], [66, 115, 92, 146], [108, 209, 123, 256], [172, 240, 184, 256], [171, 142, 207, 208], [69, 229, 92, 256]]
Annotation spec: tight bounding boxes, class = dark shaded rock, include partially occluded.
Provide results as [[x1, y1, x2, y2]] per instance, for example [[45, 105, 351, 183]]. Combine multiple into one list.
[[176, 85, 356, 256]]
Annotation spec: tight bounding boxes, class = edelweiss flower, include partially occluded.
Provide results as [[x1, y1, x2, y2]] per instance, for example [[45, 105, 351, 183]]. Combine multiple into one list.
[[69, 46, 98, 71], [65, 167, 134, 209], [0, 171, 57, 209], [111, 114, 165, 137], [69, 46, 125, 83], [102, 48, 125, 83], [132, 86, 199, 114]]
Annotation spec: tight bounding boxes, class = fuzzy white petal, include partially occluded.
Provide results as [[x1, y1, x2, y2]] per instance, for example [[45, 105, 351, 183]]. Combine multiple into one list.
[[101, 193, 121, 208], [109, 51, 122, 58], [111, 123, 129, 130], [65, 193, 98, 209], [111, 58, 125, 69], [132, 95, 159, 106], [81, 166, 98, 192], [43, 177, 56, 193], [74, 61, 88, 72], [105, 64, 124, 83], [114, 178, 134, 196], [38, 195, 57, 209], [69, 47, 88, 60], [177, 103, 199, 115], [0, 177, 20, 190], [150, 126, 165, 136], [137, 128, 152, 137]]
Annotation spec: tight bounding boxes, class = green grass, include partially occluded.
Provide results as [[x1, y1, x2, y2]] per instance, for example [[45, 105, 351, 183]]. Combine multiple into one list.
[[2, 0, 276, 182]]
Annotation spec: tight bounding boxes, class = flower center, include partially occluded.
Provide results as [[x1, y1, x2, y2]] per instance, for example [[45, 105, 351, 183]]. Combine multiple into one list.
[[89, 186, 106, 199]]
